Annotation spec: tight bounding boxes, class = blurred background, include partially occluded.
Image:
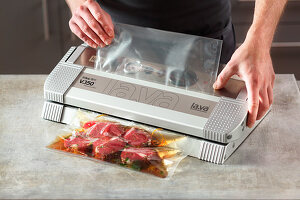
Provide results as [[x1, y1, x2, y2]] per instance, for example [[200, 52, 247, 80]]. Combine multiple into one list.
[[0, 0, 299, 79]]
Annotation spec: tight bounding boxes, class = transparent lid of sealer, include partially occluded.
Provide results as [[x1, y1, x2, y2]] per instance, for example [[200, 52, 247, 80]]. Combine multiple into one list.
[[94, 23, 222, 94]]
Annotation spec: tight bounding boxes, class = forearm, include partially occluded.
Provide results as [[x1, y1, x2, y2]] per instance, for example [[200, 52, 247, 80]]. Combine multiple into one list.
[[65, 0, 86, 14], [246, 0, 288, 50]]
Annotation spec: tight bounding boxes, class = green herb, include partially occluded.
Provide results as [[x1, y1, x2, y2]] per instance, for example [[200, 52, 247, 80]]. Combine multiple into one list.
[[131, 161, 141, 171], [125, 157, 129, 162]]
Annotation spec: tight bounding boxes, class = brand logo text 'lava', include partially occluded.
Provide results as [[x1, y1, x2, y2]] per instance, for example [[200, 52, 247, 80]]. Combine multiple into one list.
[[190, 103, 209, 112]]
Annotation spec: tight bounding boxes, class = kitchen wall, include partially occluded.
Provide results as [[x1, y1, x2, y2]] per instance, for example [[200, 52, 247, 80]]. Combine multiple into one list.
[[0, 0, 299, 78], [231, 0, 300, 79], [0, 0, 81, 75]]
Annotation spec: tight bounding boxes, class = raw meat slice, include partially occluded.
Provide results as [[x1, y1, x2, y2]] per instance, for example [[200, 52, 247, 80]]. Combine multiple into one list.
[[86, 122, 108, 138], [64, 136, 92, 152], [121, 147, 162, 165], [100, 123, 124, 137], [83, 121, 97, 129], [87, 122, 124, 138], [93, 137, 126, 160], [123, 127, 151, 147]]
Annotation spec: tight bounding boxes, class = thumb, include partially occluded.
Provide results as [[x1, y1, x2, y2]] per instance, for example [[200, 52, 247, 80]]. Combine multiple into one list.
[[213, 62, 237, 90]]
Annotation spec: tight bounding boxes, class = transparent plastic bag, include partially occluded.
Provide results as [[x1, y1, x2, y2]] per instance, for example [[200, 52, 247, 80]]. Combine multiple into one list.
[[47, 110, 189, 178], [94, 23, 222, 94]]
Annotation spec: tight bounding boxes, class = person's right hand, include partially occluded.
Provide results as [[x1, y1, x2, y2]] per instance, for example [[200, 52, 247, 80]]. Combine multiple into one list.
[[69, 0, 114, 48]]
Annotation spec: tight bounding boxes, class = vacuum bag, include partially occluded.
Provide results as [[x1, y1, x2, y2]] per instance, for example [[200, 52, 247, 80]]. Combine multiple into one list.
[[47, 110, 189, 178], [94, 23, 222, 94]]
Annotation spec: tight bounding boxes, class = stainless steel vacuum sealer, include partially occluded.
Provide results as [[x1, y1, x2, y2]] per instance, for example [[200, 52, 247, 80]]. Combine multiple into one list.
[[42, 23, 269, 164]]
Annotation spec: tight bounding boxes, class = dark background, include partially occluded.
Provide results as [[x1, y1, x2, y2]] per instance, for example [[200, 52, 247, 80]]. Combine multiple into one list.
[[0, 0, 299, 78]]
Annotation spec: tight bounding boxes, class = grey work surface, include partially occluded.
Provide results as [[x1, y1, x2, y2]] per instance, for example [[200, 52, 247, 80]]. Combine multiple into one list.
[[0, 74, 299, 199]]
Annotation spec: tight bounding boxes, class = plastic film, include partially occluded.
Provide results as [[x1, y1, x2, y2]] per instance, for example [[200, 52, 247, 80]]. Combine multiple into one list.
[[94, 23, 222, 95], [47, 110, 190, 178]]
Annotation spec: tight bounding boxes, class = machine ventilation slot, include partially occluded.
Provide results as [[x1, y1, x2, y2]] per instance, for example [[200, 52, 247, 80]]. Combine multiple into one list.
[[199, 141, 225, 164], [42, 102, 64, 122]]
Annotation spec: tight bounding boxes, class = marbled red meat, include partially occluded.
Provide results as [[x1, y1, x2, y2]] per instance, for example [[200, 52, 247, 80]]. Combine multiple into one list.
[[121, 147, 161, 164], [87, 122, 124, 138], [86, 122, 108, 138], [83, 121, 97, 129], [93, 137, 126, 160], [101, 123, 124, 137], [123, 127, 151, 147], [64, 136, 92, 152]]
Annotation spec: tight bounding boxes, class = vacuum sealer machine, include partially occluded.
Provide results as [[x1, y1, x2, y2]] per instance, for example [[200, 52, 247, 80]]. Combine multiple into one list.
[[42, 23, 269, 164]]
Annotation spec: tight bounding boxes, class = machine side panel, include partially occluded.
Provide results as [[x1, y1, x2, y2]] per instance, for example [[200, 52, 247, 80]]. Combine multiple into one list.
[[44, 47, 84, 103], [203, 97, 248, 143], [224, 109, 271, 160]]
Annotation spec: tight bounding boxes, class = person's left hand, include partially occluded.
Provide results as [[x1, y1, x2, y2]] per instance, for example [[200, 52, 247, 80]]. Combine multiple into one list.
[[213, 38, 275, 128]]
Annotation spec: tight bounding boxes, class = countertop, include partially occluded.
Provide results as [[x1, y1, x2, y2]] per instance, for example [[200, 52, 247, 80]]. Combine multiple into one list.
[[0, 74, 299, 199]]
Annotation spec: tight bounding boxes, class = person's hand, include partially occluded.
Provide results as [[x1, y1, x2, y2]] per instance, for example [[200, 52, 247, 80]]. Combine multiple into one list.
[[68, 0, 114, 48], [213, 39, 275, 128]]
